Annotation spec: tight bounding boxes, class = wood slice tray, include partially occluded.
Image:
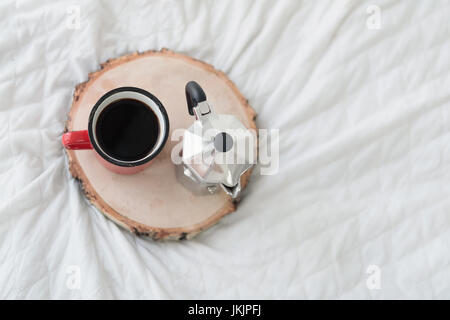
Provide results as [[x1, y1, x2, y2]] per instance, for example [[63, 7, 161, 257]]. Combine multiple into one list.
[[64, 49, 257, 240]]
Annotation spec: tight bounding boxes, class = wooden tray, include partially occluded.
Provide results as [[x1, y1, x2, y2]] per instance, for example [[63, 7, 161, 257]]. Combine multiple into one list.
[[64, 49, 257, 240]]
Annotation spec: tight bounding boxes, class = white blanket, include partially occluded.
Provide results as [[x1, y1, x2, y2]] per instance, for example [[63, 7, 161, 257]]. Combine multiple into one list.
[[1, 0, 449, 299]]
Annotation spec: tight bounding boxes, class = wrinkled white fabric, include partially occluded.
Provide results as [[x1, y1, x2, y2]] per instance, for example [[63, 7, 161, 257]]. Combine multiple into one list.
[[1, 0, 450, 299]]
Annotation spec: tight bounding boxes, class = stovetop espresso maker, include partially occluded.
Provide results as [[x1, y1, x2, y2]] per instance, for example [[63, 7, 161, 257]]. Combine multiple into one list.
[[177, 81, 256, 199]]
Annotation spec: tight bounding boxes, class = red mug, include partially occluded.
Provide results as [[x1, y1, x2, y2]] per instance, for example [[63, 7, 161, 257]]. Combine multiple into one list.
[[62, 87, 169, 174]]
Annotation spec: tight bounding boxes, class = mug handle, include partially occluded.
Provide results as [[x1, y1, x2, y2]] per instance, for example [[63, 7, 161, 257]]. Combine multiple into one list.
[[62, 130, 93, 150]]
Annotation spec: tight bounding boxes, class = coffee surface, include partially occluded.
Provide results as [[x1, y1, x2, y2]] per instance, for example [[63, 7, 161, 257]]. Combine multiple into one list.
[[96, 99, 159, 161]]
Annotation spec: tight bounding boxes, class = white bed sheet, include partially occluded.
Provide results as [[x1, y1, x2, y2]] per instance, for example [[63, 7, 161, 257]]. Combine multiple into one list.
[[1, 0, 450, 299]]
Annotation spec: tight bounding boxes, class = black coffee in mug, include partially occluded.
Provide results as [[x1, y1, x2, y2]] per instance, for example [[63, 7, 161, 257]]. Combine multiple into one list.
[[96, 99, 159, 162]]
